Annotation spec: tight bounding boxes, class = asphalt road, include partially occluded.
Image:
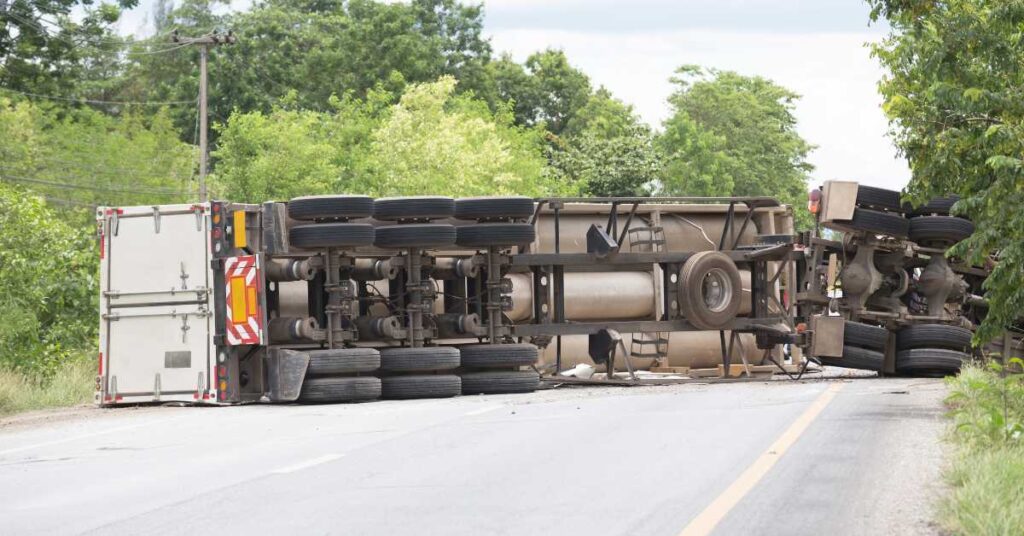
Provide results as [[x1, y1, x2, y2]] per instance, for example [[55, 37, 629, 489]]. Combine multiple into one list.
[[0, 375, 947, 536]]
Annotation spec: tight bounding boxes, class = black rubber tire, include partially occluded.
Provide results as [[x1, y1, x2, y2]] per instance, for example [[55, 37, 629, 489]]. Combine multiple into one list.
[[908, 216, 974, 246], [905, 195, 959, 217], [897, 324, 973, 352], [461, 371, 540, 395], [454, 197, 535, 221], [817, 345, 884, 372], [306, 348, 381, 375], [373, 197, 455, 221], [298, 376, 382, 403], [381, 374, 461, 399], [843, 321, 889, 351], [847, 208, 910, 238], [374, 224, 456, 249], [677, 251, 743, 330], [856, 185, 902, 212], [455, 223, 536, 248], [896, 348, 966, 376], [459, 344, 539, 369], [289, 223, 375, 248], [288, 195, 374, 221], [380, 346, 461, 372]]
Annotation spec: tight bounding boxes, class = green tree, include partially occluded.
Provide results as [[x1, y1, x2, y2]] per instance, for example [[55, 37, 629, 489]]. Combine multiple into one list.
[[121, 0, 492, 140], [550, 125, 662, 197], [657, 66, 814, 227], [491, 49, 591, 135], [0, 183, 97, 375], [869, 0, 1024, 340], [0, 97, 197, 207], [1, 0, 137, 96], [214, 77, 568, 201]]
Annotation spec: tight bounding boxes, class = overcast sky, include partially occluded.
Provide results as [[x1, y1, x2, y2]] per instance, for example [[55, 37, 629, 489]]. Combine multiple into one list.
[[116, 0, 910, 190]]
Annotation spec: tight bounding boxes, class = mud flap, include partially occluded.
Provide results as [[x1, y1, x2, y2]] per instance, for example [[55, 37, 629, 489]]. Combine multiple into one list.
[[265, 348, 310, 402]]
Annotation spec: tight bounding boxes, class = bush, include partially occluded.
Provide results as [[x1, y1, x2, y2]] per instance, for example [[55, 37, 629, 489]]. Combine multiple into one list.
[[0, 358, 94, 416], [942, 361, 1024, 535], [0, 184, 98, 376]]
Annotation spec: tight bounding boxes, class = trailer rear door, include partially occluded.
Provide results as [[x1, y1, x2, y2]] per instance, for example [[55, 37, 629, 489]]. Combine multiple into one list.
[[98, 204, 214, 404]]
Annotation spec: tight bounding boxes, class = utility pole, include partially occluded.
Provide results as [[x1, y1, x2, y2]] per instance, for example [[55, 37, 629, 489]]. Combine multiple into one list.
[[171, 30, 236, 203]]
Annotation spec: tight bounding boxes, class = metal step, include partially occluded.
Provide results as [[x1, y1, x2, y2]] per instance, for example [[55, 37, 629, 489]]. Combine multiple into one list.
[[630, 332, 669, 358]]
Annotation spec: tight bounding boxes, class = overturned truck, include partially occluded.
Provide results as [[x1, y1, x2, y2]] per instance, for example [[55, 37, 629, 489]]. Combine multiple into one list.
[[94, 182, 1013, 405]]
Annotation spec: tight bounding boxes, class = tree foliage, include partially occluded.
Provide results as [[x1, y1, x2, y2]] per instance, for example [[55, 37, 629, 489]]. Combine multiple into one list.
[[869, 0, 1024, 340], [0, 183, 97, 375], [490, 49, 591, 135], [120, 0, 492, 139], [214, 77, 567, 201], [0, 97, 197, 206], [0, 0, 137, 95], [657, 66, 814, 227]]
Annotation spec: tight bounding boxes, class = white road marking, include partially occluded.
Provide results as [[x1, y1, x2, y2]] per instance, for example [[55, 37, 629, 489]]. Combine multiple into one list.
[[464, 405, 503, 417], [0, 416, 187, 458], [271, 454, 345, 474]]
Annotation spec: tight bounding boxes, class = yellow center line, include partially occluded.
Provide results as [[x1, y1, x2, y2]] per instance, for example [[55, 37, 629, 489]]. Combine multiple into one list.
[[678, 381, 846, 536]]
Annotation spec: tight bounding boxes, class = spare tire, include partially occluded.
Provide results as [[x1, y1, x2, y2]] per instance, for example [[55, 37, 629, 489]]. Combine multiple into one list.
[[298, 376, 381, 403], [373, 197, 455, 221], [306, 347, 381, 375], [459, 344, 539, 369], [380, 346, 460, 372], [374, 224, 456, 249], [461, 371, 539, 395], [843, 321, 889, 351], [289, 223, 375, 248], [847, 208, 910, 238], [454, 197, 535, 221], [856, 185, 902, 212], [678, 251, 743, 330], [381, 374, 461, 399], [288, 195, 374, 221], [455, 223, 536, 248], [896, 348, 966, 376], [908, 216, 974, 247], [897, 324, 973, 352], [817, 345, 884, 372]]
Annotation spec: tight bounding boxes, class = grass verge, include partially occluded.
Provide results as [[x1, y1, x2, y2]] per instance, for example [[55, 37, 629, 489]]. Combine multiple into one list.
[[0, 359, 94, 417], [942, 362, 1024, 535]]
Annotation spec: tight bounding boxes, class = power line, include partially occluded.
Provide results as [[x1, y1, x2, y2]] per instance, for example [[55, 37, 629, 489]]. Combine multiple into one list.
[[0, 151, 195, 180], [0, 86, 195, 106], [0, 171, 187, 196], [5, 10, 201, 54]]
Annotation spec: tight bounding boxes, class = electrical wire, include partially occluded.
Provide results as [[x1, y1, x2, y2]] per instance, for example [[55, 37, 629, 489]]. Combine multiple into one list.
[[0, 171, 187, 196], [0, 86, 194, 106]]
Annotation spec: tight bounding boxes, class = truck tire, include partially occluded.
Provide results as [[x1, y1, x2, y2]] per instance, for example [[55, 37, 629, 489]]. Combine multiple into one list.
[[459, 344, 539, 369], [897, 324, 972, 352], [288, 195, 374, 221], [298, 376, 382, 403], [856, 185, 902, 212], [373, 196, 455, 221], [289, 223, 375, 248], [306, 347, 381, 375], [678, 251, 743, 330], [380, 346, 460, 372], [817, 345, 884, 372], [461, 371, 539, 395], [847, 208, 910, 238], [455, 223, 536, 248], [843, 321, 889, 351], [905, 195, 959, 217], [896, 348, 966, 376], [454, 196, 535, 221], [381, 374, 461, 399], [374, 224, 456, 249], [908, 216, 974, 247]]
